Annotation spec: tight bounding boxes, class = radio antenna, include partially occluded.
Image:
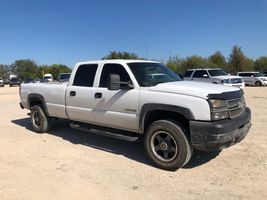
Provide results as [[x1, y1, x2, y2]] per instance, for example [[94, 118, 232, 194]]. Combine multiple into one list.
[[145, 44, 148, 60]]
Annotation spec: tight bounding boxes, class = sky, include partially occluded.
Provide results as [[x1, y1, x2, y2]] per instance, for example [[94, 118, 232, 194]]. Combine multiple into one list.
[[0, 0, 267, 67]]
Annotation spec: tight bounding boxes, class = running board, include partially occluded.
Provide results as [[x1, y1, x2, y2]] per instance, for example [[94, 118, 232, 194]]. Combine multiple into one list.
[[70, 123, 140, 142]]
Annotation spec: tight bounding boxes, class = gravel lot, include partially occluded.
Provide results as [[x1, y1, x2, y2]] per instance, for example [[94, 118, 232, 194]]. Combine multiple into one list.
[[0, 86, 266, 200]]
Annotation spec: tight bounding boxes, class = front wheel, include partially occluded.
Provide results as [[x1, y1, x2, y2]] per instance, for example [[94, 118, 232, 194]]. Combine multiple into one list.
[[255, 81, 261, 86], [144, 120, 193, 171], [30, 105, 52, 133]]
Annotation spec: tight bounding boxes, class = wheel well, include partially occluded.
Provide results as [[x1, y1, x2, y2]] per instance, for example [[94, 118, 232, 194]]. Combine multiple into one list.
[[29, 97, 43, 108], [143, 110, 189, 134]]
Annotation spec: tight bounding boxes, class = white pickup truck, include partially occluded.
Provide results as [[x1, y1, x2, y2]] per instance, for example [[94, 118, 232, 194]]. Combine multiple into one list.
[[20, 60, 251, 170]]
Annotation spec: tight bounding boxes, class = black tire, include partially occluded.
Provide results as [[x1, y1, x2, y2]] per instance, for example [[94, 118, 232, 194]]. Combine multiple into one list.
[[144, 120, 193, 171], [30, 105, 52, 133], [255, 81, 261, 86]]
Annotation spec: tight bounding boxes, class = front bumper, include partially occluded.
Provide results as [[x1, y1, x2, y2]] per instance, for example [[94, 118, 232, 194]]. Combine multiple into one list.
[[190, 108, 251, 151]]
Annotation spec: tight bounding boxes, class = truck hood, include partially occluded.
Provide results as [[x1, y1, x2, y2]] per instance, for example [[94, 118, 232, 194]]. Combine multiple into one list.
[[149, 81, 240, 99]]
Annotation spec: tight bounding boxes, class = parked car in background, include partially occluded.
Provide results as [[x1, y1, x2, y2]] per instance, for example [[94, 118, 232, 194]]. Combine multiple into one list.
[[23, 78, 34, 84], [0, 78, 4, 87], [261, 71, 267, 76], [44, 74, 53, 82], [4, 79, 10, 85], [184, 68, 245, 88], [58, 73, 71, 82], [237, 72, 267, 86], [9, 78, 21, 87], [33, 78, 41, 83]]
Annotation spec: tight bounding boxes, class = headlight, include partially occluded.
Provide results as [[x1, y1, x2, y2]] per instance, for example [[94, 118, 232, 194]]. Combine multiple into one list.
[[208, 99, 229, 121], [209, 99, 228, 109], [211, 111, 229, 120]]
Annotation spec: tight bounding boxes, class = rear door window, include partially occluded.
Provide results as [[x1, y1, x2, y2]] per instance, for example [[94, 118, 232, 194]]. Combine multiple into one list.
[[73, 64, 98, 87], [192, 70, 209, 78]]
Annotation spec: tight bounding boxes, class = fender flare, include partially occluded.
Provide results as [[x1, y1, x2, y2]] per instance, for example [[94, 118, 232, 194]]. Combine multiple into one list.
[[27, 93, 49, 116], [139, 103, 195, 133]]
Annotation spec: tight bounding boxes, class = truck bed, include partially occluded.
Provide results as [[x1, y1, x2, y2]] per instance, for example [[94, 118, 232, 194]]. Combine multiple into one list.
[[20, 82, 69, 119]]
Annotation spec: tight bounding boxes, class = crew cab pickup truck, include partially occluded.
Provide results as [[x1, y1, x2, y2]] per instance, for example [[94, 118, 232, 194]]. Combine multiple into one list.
[[19, 60, 251, 170]]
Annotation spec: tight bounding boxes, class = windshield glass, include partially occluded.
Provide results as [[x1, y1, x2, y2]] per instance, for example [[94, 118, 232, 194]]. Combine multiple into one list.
[[254, 72, 265, 77], [208, 69, 227, 76], [128, 62, 181, 87]]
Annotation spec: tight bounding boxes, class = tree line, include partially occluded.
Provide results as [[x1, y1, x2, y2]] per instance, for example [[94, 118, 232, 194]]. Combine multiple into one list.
[[166, 45, 267, 74], [102, 46, 267, 74], [1, 45, 267, 80], [0, 60, 71, 80]]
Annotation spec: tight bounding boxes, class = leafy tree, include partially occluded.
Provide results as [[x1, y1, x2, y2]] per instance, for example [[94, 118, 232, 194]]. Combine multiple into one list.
[[208, 51, 227, 67], [166, 56, 183, 72], [254, 56, 267, 71], [180, 55, 216, 72], [39, 64, 71, 79], [0, 64, 11, 80], [102, 51, 140, 60], [228, 45, 247, 73], [242, 58, 254, 71], [11, 59, 38, 80]]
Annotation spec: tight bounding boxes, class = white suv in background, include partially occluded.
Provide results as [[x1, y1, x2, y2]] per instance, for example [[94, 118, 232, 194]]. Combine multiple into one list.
[[0, 78, 4, 87], [237, 72, 267, 86], [184, 68, 245, 88]]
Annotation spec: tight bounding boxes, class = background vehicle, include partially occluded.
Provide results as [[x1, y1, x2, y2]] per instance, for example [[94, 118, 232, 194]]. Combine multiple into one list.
[[33, 78, 41, 83], [0, 78, 4, 87], [44, 74, 53, 82], [23, 78, 34, 84], [4, 79, 10, 85], [184, 68, 245, 88], [20, 60, 251, 170], [58, 73, 71, 82], [237, 72, 267, 86], [9, 78, 20, 87]]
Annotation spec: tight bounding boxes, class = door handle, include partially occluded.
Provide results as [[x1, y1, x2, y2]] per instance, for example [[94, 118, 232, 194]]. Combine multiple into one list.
[[95, 92, 102, 98], [70, 91, 76, 96]]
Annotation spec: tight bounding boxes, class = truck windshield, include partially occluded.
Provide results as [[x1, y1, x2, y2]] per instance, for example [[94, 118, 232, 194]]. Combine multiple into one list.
[[208, 69, 227, 76], [128, 62, 181, 87]]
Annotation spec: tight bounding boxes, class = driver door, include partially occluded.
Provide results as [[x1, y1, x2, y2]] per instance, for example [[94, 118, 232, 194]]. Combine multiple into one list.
[[93, 63, 139, 132]]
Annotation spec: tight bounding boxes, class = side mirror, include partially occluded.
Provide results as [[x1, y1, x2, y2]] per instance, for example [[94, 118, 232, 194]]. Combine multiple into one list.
[[203, 74, 208, 78], [251, 75, 254, 77], [108, 74, 120, 90], [107, 74, 134, 90]]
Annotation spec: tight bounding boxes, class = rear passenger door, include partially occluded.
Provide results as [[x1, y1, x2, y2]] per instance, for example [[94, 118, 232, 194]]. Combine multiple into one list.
[[66, 64, 98, 123], [93, 63, 139, 132]]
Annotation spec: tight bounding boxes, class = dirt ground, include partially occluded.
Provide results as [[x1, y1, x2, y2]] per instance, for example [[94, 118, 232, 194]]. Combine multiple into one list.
[[0, 86, 266, 200]]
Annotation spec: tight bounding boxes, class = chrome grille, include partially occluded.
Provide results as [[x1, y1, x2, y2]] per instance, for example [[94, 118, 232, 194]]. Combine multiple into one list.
[[227, 96, 246, 118]]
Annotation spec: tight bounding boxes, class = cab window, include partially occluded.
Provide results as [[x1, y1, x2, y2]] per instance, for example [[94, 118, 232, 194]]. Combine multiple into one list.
[[99, 64, 131, 88]]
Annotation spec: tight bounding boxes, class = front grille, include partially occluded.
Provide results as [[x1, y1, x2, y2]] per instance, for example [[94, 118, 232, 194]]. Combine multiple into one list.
[[230, 78, 243, 84], [227, 96, 246, 118]]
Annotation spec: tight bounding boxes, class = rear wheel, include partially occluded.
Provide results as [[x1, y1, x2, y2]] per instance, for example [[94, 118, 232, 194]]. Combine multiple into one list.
[[30, 105, 51, 133], [255, 81, 261, 86], [144, 120, 193, 171]]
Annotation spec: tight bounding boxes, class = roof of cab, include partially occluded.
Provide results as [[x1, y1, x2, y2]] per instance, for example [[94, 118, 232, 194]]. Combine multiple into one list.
[[186, 68, 223, 71], [75, 59, 159, 66]]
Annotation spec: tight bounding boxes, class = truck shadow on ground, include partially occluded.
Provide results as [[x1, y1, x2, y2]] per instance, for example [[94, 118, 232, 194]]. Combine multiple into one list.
[[12, 118, 221, 170]]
